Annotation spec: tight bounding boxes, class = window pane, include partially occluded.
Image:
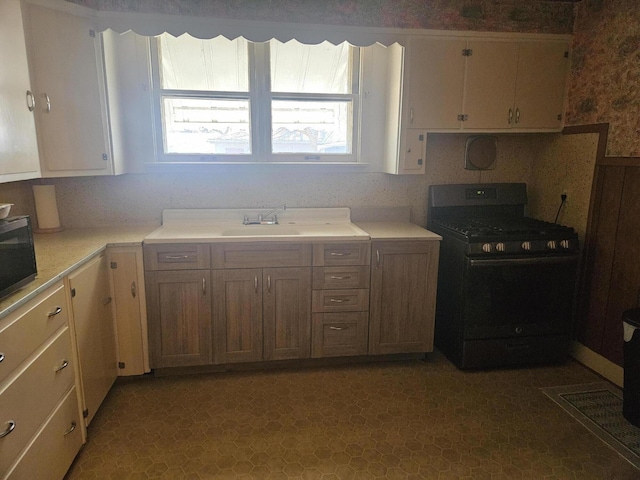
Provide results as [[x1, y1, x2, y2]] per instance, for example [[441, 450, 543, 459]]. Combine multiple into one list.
[[162, 97, 251, 155], [158, 34, 249, 92], [271, 99, 352, 154], [270, 40, 352, 94]]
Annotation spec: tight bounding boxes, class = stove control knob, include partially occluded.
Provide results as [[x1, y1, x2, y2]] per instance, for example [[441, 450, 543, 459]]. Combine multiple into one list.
[[521, 241, 531, 251], [496, 242, 506, 252], [560, 240, 571, 249], [482, 243, 493, 253], [547, 240, 557, 250]]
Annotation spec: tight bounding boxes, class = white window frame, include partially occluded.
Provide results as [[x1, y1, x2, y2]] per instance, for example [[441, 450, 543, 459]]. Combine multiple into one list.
[[150, 37, 361, 164]]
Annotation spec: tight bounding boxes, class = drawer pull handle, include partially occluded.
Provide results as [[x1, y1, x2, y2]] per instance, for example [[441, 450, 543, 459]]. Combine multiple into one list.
[[330, 252, 351, 256], [329, 276, 351, 280], [202, 278, 206, 296], [267, 275, 272, 294], [376, 250, 380, 268], [164, 255, 189, 260], [329, 298, 345, 303], [0, 421, 16, 438], [54, 360, 69, 372], [47, 306, 62, 318], [63, 421, 77, 436], [131, 281, 137, 298], [254, 275, 258, 294], [0, 353, 4, 363], [329, 326, 346, 331]]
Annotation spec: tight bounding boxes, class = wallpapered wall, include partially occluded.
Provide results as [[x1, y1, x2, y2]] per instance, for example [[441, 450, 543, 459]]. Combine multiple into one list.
[[66, 0, 574, 33], [566, 0, 640, 156]]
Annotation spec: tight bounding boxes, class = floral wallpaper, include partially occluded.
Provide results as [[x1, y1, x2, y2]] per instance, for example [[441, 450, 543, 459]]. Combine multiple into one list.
[[566, 0, 640, 156], [65, 0, 574, 34]]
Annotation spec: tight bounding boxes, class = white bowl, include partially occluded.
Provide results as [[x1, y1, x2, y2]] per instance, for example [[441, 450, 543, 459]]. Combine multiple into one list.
[[0, 203, 13, 219]]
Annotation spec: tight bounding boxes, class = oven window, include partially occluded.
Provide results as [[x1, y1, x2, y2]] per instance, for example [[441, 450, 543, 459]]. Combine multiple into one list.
[[464, 259, 577, 339]]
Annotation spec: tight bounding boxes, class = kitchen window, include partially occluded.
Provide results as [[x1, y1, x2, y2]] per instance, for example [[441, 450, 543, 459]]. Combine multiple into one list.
[[151, 34, 360, 163]]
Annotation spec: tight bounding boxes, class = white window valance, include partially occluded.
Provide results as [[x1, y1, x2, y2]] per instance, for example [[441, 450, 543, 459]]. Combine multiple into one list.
[[92, 9, 406, 47]]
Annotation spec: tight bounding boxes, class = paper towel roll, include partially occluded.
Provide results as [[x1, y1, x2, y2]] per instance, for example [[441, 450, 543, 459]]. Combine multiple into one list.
[[33, 185, 63, 232]]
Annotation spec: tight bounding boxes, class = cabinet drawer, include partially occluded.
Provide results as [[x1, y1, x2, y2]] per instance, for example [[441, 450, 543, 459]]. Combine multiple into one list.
[[212, 243, 312, 269], [313, 243, 371, 266], [312, 289, 369, 313], [143, 244, 210, 270], [312, 266, 370, 290], [5, 386, 82, 480], [0, 282, 67, 384], [0, 327, 75, 470], [312, 312, 368, 358]]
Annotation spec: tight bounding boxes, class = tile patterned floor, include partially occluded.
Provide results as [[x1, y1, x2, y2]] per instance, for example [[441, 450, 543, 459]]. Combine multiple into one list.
[[64, 352, 640, 479]]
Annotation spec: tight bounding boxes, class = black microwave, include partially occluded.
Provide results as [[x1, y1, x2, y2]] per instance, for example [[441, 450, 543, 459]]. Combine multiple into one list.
[[0, 216, 37, 300]]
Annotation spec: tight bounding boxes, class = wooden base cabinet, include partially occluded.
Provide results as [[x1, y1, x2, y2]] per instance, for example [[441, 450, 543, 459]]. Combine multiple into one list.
[[369, 241, 439, 355], [145, 269, 212, 368], [213, 266, 312, 364]]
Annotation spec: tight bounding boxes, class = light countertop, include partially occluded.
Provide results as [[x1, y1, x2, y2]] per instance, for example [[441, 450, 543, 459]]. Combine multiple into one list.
[[0, 226, 155, 319], [1, 221, 439, 320]]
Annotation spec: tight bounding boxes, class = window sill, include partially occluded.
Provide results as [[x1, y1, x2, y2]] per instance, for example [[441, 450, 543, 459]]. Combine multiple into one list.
[[144, 161, 374, 174]]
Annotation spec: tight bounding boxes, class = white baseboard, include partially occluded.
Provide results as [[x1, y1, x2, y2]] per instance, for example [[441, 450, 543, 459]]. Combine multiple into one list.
[[571, 341, 624, 387]]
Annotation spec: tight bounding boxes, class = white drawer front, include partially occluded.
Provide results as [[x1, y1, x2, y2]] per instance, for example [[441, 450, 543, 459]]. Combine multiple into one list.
[[4, 386, 82, 480], [0, 327, 74, 471], [0, 283, 68, 384]]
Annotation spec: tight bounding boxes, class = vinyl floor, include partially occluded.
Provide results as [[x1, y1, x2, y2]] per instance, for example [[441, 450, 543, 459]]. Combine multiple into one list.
[[64, 351, 640, 479]]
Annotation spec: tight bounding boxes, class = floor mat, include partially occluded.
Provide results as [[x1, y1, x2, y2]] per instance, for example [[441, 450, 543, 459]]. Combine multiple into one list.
[[542, 382, 640, 469]]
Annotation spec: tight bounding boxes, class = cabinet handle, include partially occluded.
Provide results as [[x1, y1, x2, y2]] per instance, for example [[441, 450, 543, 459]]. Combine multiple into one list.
[[131, 281, 137, 298], [410, 107, 414, 124], [47, 306, 62, 318], [508, 108, 513, 125], [330, 252, 350, 257], [26, 90, 36, 112], [164, 255, 189, 260], [54, 359, 69, 372], [0, 353, 4, 363], [515, 107, 520, 124], [63, 421, 77, 436], [43, 93, 51, 113], [267, 275, 271, 294], [0, 421, 16, 438], [329, 326, 346, 331], [376, 250, 380, 268], [329, 276, 351, 280], [329, 298, 345, 303], [202, 278, 206, 296], [103, 297, 112, 305]]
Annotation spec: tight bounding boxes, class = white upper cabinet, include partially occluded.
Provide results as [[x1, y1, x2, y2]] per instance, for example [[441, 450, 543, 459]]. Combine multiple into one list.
[[406, 37, 466, 130], [403, 35, 570, 132], [0, 0, 40, 183], [24, 3, 112, 177]]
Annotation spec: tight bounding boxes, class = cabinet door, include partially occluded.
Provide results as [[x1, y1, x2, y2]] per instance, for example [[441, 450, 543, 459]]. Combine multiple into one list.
[[108, 247, 149, 376], [463, 41, 519, 129], [68, 254, 117, 425], [25, 3, 110, 176], [369, 241, 439, 354], [145, 269, 212, 368], [263, 267, 312, 361], [399, 129, 426, 174], [0, 0, 40, 182], [406, 37, 466, 130], [514, 41, 569, 129], [212, 269, 263, 364]]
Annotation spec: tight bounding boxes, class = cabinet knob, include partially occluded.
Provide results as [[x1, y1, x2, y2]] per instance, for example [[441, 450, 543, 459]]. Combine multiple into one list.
[[42, 93, 51, 113], [26, 90, 36, 112], [131, 281, 137, 298]]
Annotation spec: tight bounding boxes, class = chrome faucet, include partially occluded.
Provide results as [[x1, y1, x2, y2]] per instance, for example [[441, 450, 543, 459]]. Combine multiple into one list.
[[243, 204, 286, 225]]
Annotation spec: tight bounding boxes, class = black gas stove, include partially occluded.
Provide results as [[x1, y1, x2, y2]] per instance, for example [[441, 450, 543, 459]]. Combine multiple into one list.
[[427, 183, 579, 369]]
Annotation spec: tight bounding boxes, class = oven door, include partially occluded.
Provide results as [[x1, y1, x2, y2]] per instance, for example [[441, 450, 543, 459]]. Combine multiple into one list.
[[463, 255, 578, 339]]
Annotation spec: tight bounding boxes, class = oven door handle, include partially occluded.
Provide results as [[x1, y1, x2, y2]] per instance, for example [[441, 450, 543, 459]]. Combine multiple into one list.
[[468, 256, 577, 267]]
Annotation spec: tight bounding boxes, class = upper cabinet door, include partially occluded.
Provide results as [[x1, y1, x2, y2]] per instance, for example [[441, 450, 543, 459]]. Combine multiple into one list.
[[406, 37, 466, 130], [463, 41, 519, 130], [25, 4, 111, 176], [513, 41, 570, 130], [0, 0, 40, 182]]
